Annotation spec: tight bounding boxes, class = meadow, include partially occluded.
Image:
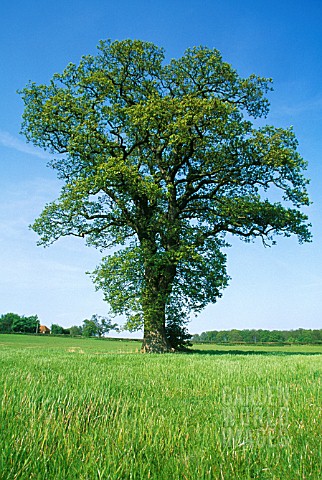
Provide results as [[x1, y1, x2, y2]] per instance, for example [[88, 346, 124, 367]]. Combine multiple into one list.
[[0, 334, 321, 479]]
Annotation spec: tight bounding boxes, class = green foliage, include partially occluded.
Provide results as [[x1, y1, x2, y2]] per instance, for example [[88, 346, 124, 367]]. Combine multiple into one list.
[[82, 319, 98, 337], [165, 319, 192, 351], [91, 246, 144, 331], [51, 323, 65, 335], [164, 300, 192, 350], [69, 325, 83, 336], [0, 313, 21, 333], [193, 328, 322, 344], [82, 314, 118, 337], [12, 315, 39, 333], [0, 313, 40, 333], [20, 39, 311, 351]]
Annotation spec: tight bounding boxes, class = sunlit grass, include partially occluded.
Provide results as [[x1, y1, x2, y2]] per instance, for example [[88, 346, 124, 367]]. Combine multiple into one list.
[[0, 334, 321, 479], [0, 333, 140, 354]]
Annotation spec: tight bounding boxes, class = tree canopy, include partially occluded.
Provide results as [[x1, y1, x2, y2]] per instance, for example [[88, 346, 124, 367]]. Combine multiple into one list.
[[20, 39, 311, 352], [0, 313, 40, 334]]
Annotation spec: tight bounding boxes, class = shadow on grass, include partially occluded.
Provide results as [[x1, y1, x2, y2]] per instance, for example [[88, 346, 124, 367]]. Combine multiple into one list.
[[187, 348, 322, 356]]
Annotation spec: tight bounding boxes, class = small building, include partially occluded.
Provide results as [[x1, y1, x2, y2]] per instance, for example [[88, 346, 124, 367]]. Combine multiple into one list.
[[39, 325, 51, 334]]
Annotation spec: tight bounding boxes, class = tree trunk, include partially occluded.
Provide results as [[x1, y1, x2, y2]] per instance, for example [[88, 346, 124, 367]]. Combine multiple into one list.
[[140, 256, 178, 353], [141, 328, 171, 353], [141, 286, 172, 353], [139, 233, 178, 353]]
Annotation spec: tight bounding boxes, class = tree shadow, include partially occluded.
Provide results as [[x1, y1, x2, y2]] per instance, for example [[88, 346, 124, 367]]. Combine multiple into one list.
[[186, 348, 322, 357]]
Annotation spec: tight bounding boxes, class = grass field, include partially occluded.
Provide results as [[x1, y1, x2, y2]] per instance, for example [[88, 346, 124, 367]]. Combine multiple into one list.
[[0, 334, 321, 479]]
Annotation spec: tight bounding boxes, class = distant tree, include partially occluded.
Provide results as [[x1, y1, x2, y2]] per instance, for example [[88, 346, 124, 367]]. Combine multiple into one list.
[[69, 325, 83, 336], [20, 39, 311, 352], [311, 330, 322, 343], [98, 315, 119, 337], [12, 315, 40, 333], [199, 331, 217, 342], [297, 329, 314, 344], [82, 315, 118, 338], [267, 331, 284, 343], [191, 333, 200, 342], [228, 329, 243, 343], [82, 319, 98, 338], [216, 331, 229, 343], [51, 323, 64, 335], [238, 330, 254, 343], [251, 330, 269, 343], [0, 313, 21, 333]]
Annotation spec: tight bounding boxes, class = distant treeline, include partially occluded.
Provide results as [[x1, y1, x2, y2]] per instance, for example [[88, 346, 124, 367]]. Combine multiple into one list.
[[0, 313, 71, 335], [192, 328, 322, 344], [0, 313, 117, 338]]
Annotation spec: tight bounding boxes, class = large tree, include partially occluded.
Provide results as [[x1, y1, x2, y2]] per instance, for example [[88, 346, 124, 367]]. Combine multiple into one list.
[[20, 39, 311, 352]]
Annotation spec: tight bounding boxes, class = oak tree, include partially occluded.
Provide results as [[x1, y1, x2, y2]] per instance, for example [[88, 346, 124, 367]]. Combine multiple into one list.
[[20, 39, 311, 352]]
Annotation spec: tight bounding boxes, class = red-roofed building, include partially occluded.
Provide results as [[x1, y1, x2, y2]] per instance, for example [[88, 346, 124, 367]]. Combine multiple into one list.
[[39, 325, 50, 334]]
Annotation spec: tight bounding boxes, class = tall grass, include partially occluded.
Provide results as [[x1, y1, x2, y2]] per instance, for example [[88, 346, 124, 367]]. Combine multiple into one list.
[[0, 334, 321, 479]]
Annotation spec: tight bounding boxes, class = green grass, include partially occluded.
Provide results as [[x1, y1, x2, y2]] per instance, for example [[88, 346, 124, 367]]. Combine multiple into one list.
[[0, 334, 140, 354], [0, 334, 321, 479]]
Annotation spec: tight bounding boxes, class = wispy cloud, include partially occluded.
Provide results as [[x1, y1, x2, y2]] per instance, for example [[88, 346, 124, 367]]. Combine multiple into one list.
[[0, 130, 50, 159], [0, 175, 62, 244], [272, 96, 322, 117]]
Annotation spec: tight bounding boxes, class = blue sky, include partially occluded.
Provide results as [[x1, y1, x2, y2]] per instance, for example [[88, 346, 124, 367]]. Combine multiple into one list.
[[1, 0, 321, 335]]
